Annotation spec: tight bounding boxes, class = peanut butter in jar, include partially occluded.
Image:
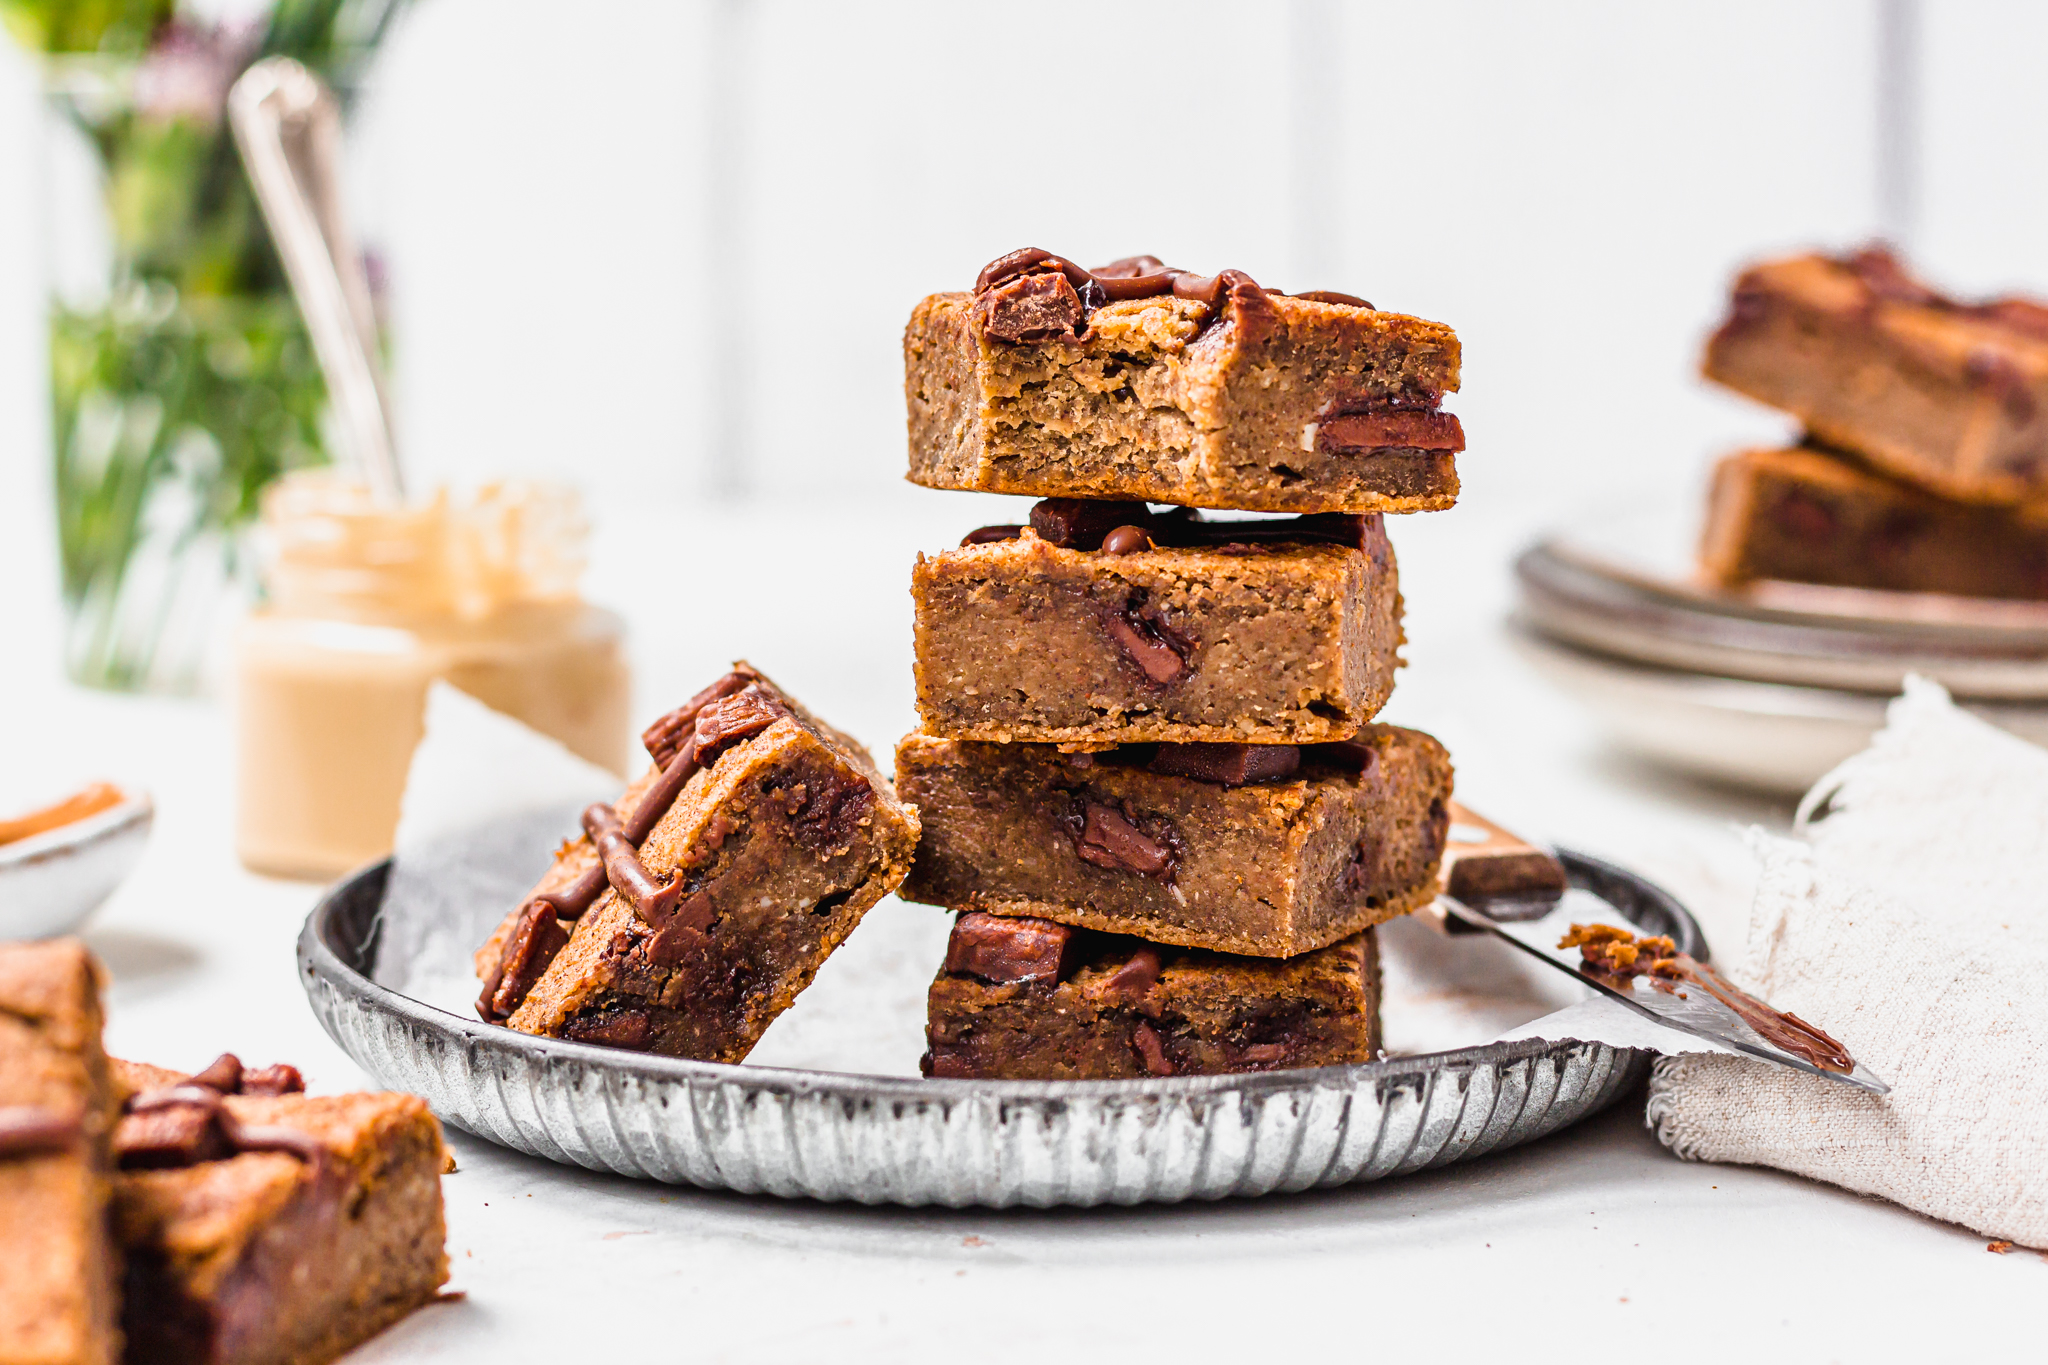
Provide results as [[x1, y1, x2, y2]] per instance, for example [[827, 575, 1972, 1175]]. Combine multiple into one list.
[[235, 473, 630, 879]]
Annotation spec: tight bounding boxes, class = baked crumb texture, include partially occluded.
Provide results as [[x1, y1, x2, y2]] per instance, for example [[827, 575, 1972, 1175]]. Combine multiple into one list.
[[1704, 246, 2048, 508], [905, 284, 1463, 514], [484, 664, 921, 1062], [1558, 923, 1680, 980], [109, 1058, 450, 1365], [922, 913, 1380, 1080], [0, 940, 122, 1365], [1701, 443, 2048, 599], [896, 726, 1453, 958]]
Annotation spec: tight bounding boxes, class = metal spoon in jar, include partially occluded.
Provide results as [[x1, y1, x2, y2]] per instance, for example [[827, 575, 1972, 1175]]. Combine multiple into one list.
[[228, 56, 403, 502]]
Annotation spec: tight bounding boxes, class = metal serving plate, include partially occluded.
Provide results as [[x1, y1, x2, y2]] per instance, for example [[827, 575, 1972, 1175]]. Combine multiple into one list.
[[1515, 537, 2048, 698], [299, 850, 1698, 1209]]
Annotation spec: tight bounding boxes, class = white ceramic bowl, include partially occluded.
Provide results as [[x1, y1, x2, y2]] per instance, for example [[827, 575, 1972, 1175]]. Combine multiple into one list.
[[0, 789, 154, 940]]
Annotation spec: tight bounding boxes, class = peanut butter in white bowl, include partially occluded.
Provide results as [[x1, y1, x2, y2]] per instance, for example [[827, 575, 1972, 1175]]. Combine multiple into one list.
[[234, 473, 631, 880], [0, 781, 155, 939]]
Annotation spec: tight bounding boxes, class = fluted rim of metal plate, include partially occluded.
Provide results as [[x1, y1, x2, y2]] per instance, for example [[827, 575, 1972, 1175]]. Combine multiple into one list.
[[298, 851, 1686, 1206]]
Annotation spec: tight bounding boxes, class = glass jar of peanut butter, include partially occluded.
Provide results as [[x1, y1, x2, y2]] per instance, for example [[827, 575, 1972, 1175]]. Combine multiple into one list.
[[235, 473, 631, 879]]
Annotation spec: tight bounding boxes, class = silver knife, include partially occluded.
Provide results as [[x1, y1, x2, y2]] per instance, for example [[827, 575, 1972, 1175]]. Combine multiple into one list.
[[1432, 803, 1889, 1095]]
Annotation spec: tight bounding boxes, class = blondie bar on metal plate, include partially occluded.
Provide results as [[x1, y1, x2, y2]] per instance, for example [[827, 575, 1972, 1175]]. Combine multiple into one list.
[[476, 664, 921, 1061]]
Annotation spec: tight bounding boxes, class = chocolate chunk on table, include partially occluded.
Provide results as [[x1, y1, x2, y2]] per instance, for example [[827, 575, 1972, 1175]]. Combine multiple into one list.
[[1703, 247, 2048, 507], [1701, 444, 2048, 600], [905, 250, 1463, 514], [922, 913, 1381, 1080], [895, 725, 1453, 957], [0, 940, 122, 1365], [483, 662, 921, 1062], [108, 1059, 449, 1365], [913, 514, 1403, 746]]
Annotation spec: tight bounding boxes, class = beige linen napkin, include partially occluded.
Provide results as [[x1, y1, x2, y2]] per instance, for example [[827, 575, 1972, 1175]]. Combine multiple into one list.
[[1646, 678, 2048, 1244]]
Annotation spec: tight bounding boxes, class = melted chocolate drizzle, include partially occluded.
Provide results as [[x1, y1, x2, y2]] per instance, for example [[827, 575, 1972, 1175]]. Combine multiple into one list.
[[0, 1105, 83, 1158], [967, 500, 1388, 555], [114, 1054, 324, 1172], [478, 673, 796, 1023], [969, 248, 1372, 348]]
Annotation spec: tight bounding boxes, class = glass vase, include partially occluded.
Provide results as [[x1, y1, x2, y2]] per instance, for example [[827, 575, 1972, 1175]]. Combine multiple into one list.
[[28, 0, 414, 693], [41, 45, 334, 693]]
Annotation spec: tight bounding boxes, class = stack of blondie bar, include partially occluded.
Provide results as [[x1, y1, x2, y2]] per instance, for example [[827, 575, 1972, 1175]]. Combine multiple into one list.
[[1700, 245, 2048, 600], [895, 249, 1464, 1080]]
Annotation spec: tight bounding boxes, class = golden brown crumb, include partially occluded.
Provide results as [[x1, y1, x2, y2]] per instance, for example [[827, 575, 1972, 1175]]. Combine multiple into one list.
[[1559, 924, 1680, 979], [1989, 1241, 2015, 1254]]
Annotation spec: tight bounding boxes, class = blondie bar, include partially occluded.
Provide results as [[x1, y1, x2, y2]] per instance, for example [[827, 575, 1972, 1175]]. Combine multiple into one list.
[[479, 664, 921, 1061], [0, 941, 121, 1365], [1703, 246, 2048, 506], [1701, 444, 2048, 599], [906, 250, 1463, 514], [896, 728, 1452, 957], [110, 1057, 450, 1365], [922, 913, 1380, 1080], [915, 500, 1403, 744]]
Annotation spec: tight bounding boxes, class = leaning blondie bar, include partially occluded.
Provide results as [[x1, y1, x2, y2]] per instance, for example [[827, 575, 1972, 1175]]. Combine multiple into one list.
[[483, 665, 921, 1060], [0, 940, 121, 1365], [896, 730, 1452, 957], [1703, 246, 2048, 506], [922, 912, 1380, 1080], [1701, 444, 2048, 599], [110, 1057, 449, 1365], [915, 501, 1403, 744], [906, 250, 1463, 514]]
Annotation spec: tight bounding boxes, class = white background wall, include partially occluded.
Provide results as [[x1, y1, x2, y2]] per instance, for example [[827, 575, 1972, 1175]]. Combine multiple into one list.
[[4, 1, 2048, 585]]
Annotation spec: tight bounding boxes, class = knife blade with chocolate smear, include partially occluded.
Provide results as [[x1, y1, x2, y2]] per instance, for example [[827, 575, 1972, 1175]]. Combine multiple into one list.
[[1424, 801, 1887, 1093]]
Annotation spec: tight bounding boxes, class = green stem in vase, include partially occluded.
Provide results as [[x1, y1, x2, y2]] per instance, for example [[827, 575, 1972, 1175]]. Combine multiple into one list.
[[17, 0, 411, 690]]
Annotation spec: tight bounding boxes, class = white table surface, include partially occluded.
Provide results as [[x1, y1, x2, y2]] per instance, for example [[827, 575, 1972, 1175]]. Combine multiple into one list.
[[4, 489, 2038, 1363]]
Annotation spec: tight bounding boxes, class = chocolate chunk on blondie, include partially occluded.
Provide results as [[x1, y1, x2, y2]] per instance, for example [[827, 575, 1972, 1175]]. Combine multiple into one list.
[[922, 913, 1380, 1080], [0, 941, 121, 1365], [905, 249, 1463, 514], [109, 1058, 449, 1365], [896, 727, 1452, 957], [1703, 246, 2048, 506], [915, 504, 1404, 745], [483, 663, 921, 1061], [1701, 444, 2048, 599]]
